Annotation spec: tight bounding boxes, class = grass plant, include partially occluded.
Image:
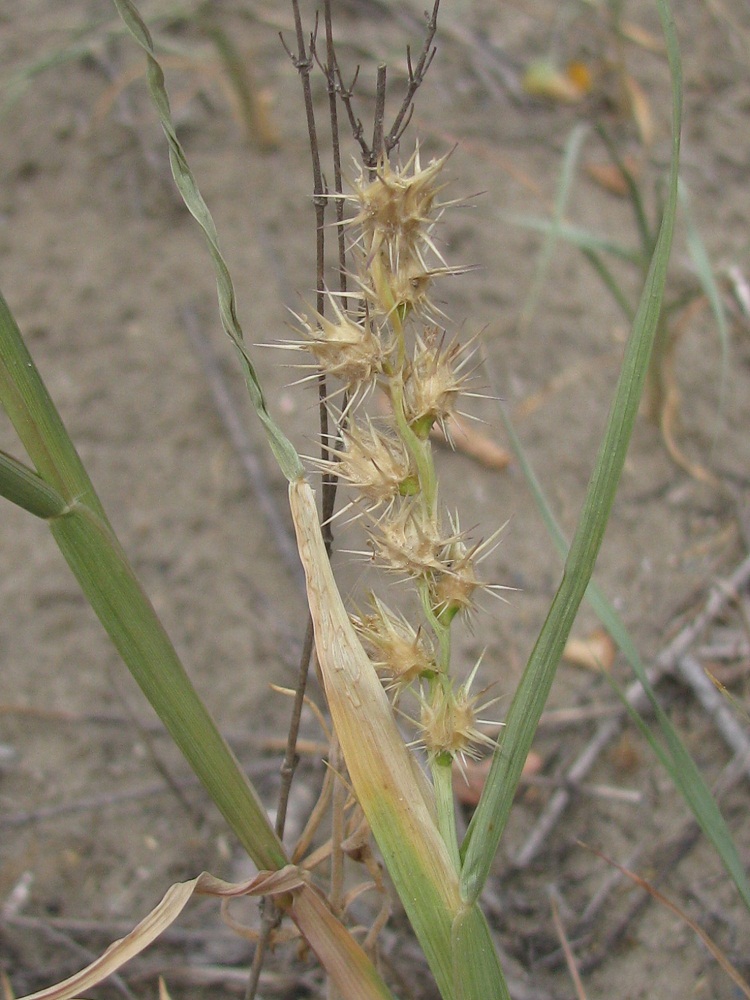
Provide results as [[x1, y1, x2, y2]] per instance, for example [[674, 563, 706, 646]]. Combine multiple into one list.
[[502, 121, 731, 483], [1, 1, 747, 997]]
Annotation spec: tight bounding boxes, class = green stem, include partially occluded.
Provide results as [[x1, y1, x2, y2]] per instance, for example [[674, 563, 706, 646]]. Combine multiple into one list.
[[420, 580, 451, 672], [0, 289, 287, 872], [390, 374, 437, 510], [432, 753, 460, 871], [0, 449, 68, 519]]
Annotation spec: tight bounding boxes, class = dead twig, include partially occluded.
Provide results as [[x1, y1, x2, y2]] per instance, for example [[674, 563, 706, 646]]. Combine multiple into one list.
[[576, 745, 750, 973], [675, 652, 750, 780], [549, 888, 588, 1000], [512, 552, 750, 868]]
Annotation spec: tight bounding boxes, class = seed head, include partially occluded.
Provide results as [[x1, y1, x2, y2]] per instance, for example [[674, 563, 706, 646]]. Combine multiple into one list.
[[348, 146, 450, 264], [431, 518, 510, 623], [430, 536, 481, 623], [291, 296, 384, 390], [317, 419, 419, 507], [369, 499, 447, 579], [366, 250, 437, 319], [403, 329, 474, 437], [417, 676, 497, 765], [351, 594, 436, 694], [346, 146, 457, 319]]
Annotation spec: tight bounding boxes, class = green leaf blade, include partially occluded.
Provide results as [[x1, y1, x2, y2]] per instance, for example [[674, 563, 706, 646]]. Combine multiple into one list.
[[460, 0, 684, 904], [111, 0, 304, 483]]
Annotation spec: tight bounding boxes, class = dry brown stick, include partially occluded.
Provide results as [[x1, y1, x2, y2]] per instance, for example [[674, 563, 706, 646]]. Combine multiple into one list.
[[3, 913, 228, 947], [3, 914, 137, 1000], [322, 0, 348, 294], [0, 779, 201, 828], [522, 774, 642, 804], [383, 1, 440, 151], [247, 13, 332, 995], [130, 964, 314, 993], [577, 822, 704, 975], [577, 845, 645, 927], [549, 888, 588, 1000], [578, 741, 750, 950], [535, 703, 622, 728], [105, 659, 205, 829], [675, 652, 750, 780], [512, 552, 750, 868], [0, 751, 281, 828]]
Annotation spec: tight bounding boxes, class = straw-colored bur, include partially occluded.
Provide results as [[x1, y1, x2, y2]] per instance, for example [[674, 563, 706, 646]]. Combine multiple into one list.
[[348, 147, 455, 318], [403, 329, 474, 438], [290, 297, 385, 392], [316, 419, 419, 506], [352, 594, 437, 694], [350, 147, 449, 265], [418, 677, 496, 767], [369, 499, 448, 578], [430, 534, 482, 625]]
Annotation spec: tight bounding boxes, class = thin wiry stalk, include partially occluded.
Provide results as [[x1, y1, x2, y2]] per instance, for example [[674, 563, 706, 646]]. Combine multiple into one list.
[[255, 8, 348, 996], [243, 901, 275, 1000], [275, 617, 316, 841], [371, 64, 387, 167], [332, 0, 441, 166], [323, 0, 348, 293], [336, 59, 369, 162], [384, 0, 441, 152], [245, 617, 316, 1000]]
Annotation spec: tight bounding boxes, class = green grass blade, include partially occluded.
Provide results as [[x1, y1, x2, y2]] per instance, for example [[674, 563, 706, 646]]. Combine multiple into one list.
[[452, 905, 510, 1000], [610, 637, 750, 916], [0, 289, 286, 872], [516, 123, 589, 330], [2, 40, 101, 119], [492, 75, 750, 923], [678, 179, 731, 444], [51, 505, 288, 872], [460, 0, 683, 904], [0, 294, 109, 519], [111, 0, 303, 483], [597, 597, 750, 911], [595, 124, 654, 255], [498, 214, 641, 264], [0, 449, 67, 519], [579, 246, 636, 321], [497, 391, 750, 912]]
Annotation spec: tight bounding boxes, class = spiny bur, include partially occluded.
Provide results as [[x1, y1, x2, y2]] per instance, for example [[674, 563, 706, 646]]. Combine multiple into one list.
[[298, 143, 503, 772]]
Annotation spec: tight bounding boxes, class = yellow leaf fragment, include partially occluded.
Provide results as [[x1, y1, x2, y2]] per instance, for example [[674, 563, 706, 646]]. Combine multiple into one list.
[[454, 749, 543, 807], [522, 60, 590, 103], [433, 412, 511, 470], [585, 156, 640, 196], [623, 73, 654, 146], [289, 479, 446, 838], [288, 477, 462, 911], [620, 20, 665, 53], [563, 628, 616, 672]]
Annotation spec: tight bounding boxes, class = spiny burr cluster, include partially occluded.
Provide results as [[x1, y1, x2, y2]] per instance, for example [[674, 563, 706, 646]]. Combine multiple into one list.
[[294, 146, 503, 765]]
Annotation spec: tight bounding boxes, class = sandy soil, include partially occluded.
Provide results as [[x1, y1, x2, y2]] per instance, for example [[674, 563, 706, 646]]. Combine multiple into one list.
[[1, 1, 749, 998]]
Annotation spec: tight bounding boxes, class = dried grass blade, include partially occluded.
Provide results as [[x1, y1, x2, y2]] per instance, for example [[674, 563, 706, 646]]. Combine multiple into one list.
[[16, 865, 397, 1000], [289, 477, 466, 998]]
